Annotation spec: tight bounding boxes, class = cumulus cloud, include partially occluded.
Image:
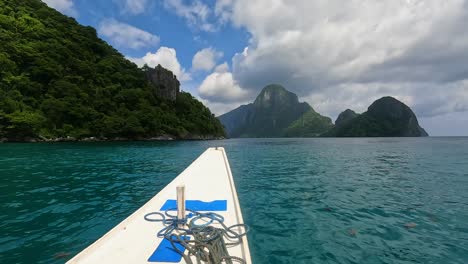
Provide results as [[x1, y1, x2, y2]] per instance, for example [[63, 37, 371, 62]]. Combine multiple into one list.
[[214, 0, 468, 119], [98, 19, 159, 50], [214, 62, 229, 73], [42, 0, 77, 17], [303, 81, 468, 120], [113, 0, 149, 15], [163, 0, 216, 32], [192, 48, 223, 72], [127, 47, 191, 81], [197, 97, 245, 116], [198, 63, 250, 104], [214, 0, 233, 24]]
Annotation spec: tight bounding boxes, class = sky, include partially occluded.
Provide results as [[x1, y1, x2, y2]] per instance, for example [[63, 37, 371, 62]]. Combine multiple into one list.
[[42, 0, 468, 136]]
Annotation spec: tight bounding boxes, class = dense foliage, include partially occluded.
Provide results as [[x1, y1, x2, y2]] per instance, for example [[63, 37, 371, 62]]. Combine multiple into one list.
[[0, 0, 224, 140], [326, 97, 428, 137], [334, 109, 359, 127], [283, 109, 333, 137]]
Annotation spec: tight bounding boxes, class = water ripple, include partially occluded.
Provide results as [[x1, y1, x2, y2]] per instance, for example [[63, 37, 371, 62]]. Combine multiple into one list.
[[1, 139, 468, 263]]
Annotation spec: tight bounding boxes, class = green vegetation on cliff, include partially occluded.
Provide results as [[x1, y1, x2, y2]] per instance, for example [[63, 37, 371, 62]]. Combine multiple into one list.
[[284, 109, 333, 137], [219, 85, 428, 138], [0, 0, 224, 140], [327, 97, 428, 137], [334, 109, 359, 127], [218, 84, 310, 137]]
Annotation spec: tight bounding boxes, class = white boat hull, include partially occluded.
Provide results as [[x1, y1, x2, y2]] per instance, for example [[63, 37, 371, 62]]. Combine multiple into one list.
[[68, 147, 251, 264]]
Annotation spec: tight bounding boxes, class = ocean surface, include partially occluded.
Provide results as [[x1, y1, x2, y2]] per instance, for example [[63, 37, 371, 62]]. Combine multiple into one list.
[[1, 138, 468, 264]]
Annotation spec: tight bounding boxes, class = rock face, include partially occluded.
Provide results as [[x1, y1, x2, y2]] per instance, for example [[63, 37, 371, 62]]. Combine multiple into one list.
[[145, 64, 180, 101], [331, 97, 428, 137], [335, 109, 359, 127], [219, 86, 428, 138], [218, 84, 332, 137], [217, 104, 254, 137], [245, 84, 312, 137]]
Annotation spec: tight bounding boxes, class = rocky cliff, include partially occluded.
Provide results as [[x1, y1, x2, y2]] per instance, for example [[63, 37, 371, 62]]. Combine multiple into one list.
[[335, 109, 359, 127], [219, 87, 429, 138], [329, 97, 428, 137], [218, 84, 332, 137], [217, 104, 254, 137], [144, 64, 180, 101]]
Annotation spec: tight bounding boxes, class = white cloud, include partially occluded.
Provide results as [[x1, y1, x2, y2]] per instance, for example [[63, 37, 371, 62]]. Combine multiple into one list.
[[197, 62, 250, 115], [127, 47, 191, 81], [163, 0, 216, 32], [192, 48, 223, 72], [113, 0, 149, 15], [98, 19, 159, 50], [215, 0, 468, 120], [214, 0, 233, 24], [198, 63, 250, 103], [302, 80, 468, 121], [214, 62, 229, 73], [42, 0, 77, 17], [198, 97, 246, 116]]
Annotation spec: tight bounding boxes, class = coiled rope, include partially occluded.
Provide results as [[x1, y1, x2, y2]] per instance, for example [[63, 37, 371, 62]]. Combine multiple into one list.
[[144, 208, 249, 264]]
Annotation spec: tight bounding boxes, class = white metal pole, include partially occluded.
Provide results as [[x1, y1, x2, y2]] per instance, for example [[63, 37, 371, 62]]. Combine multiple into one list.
[[176, 185, 185, 228]]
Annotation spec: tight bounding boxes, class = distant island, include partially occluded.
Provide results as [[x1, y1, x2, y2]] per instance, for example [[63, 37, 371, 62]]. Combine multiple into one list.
[[218, 84, 428, 138], [0, 0, 224, 142]]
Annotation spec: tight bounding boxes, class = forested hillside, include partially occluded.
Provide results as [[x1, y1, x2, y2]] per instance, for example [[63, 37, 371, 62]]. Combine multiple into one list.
[[326, 97, 428, 137], [0, 0, 224, 141], [219, 85, 428, 138], [218, 84, 332, 137]]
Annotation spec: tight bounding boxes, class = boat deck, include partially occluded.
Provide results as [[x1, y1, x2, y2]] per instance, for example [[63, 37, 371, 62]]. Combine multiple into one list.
[[67, 147, 251, 264]]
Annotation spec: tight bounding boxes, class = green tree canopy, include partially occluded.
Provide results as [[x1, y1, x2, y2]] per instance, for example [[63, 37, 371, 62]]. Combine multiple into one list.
[[0, 0, 224, 140]]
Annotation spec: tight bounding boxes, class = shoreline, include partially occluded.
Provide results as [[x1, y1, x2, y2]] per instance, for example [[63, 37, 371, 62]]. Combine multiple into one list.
[[0, 135, 225, 143]]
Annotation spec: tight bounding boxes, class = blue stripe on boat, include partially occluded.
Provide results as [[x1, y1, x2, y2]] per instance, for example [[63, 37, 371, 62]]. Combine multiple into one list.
[[159, 200, 227, 211], [148, 235, 190, 262]]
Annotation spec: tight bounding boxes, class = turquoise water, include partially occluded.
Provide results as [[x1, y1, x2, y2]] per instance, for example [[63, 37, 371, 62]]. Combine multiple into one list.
[[1, 138, 468, 264]]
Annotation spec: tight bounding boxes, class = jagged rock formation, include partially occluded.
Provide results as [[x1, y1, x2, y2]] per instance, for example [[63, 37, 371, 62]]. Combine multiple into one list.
[[218, 84, 332, 137], [328, 97, 428, 137], [144, 64, 180, 101], [335, 109, 359, 127], [245, 85, 312, 137], [219, 86, 429, 138]]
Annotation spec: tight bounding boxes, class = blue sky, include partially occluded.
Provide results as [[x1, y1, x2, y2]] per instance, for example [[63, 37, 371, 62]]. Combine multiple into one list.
[[73, 1, 247, 64], [55, 0, 249, 95], [43, 0, 468, 136]]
